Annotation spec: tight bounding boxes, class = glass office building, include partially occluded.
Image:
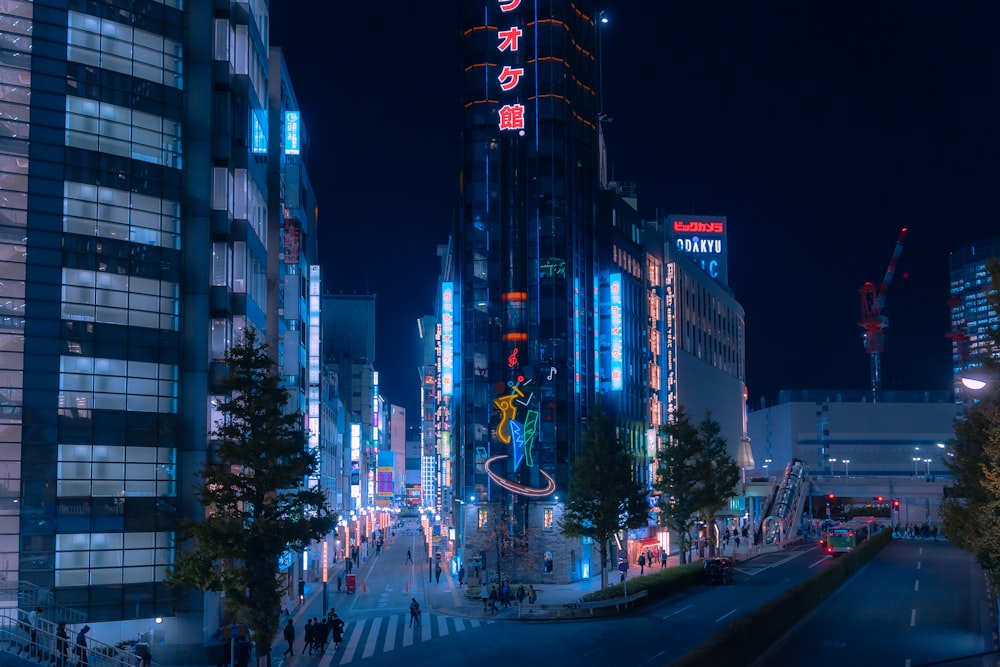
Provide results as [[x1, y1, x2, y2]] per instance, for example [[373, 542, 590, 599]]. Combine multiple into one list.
[[1, 1, 311, 660]]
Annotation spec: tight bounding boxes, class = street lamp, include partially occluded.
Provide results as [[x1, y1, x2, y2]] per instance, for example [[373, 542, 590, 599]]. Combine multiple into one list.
[[842, 459, 850, 477], [912, 457, 921, 476], [829, 458, 837, 476], [924, 458, 931, 477]]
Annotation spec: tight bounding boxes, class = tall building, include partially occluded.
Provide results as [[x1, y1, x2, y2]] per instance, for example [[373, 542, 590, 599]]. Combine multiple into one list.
[[2, 1, 325, 661], [948, 237, 1000, 400], [452, 0, 601, 582]]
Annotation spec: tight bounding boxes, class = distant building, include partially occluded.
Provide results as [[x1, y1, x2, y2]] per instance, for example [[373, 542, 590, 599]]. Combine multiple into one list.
[[748, 390, 960, 478], [948, 237, 1000, 400]]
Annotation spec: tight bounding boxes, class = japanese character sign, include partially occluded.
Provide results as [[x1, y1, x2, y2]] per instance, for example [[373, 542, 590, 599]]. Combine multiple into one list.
[[495, 1, 525, 132]]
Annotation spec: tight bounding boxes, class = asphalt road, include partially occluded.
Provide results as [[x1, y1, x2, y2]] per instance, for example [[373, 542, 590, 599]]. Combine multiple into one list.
[[755, 539, 994, 667], [269, 533, 993, 667]]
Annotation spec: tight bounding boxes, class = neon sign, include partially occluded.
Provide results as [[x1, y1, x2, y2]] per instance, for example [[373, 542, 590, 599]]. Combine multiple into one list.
[[284, 111, 300, 155], [668, 215, 729, 285], [495, 0, 525, 132], [486, 377, 556, 497], [610, 273, 623, 391], [442, 282, 454, 396]]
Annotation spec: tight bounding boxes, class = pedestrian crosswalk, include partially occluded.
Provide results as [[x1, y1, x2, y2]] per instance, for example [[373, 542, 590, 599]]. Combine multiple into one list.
[[281, 613, 492, 666]]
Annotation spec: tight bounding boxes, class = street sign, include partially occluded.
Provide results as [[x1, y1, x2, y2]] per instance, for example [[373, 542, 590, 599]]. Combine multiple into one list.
[[435, 552, 442, 561]]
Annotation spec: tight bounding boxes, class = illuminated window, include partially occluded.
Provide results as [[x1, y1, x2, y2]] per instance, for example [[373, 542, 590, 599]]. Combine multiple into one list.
[[543, 507, 554, 529], [478, 508, 488, 529]]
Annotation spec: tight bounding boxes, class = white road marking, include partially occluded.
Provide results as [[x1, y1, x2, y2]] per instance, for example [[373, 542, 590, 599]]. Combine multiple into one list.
[[716, 608, 739, 623], [662, 604, 693, 619], [910, 608, 917, 627], [361, 617, 381, 659], [914, 580, 919, 592]]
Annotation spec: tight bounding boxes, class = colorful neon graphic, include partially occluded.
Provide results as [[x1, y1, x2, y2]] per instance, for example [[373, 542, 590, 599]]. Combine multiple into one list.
[[610, 273, 623, 391], [486, 377, 556, 497]]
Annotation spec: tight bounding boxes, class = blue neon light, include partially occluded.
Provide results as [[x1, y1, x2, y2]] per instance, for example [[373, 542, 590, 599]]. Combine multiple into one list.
[[442, 282, 454, 396], [610, 273, 623, 391]]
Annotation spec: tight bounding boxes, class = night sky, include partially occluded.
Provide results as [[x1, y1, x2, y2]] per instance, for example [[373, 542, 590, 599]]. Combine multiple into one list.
[[270, 3, 1000, 419]]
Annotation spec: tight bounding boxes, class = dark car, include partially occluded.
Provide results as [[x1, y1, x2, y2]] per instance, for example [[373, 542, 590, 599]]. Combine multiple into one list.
[[702, 556, 735, 584]]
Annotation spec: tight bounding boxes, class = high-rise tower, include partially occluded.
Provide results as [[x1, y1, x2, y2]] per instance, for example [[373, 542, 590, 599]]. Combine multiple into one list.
[[453, 0, 601, 581]]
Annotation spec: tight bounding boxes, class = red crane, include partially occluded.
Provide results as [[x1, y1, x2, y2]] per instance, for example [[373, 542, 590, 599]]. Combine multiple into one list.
[[858, 227, 908, 401]]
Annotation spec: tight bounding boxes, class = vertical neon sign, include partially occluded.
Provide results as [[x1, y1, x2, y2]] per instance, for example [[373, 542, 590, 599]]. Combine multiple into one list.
[[573, 276, 581, 395], [284, 111, 300, 155], [610, 273, 623, 391], [495, 0, 525, 132], [442, 282, 454, 396]]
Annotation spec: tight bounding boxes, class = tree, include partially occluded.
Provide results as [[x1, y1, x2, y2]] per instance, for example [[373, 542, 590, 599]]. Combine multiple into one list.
[[464, 494, 527, 585], [941, 258, 1000, 593], [560, 406, 649, 589], [168, 328, 335, 667], [655, 407, 740, 562]]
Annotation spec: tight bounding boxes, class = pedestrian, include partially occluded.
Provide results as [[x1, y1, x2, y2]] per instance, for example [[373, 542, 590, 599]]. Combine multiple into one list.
[[501, 580, 511, 607], [282, 619, 295, 657], [488, 585, 499, 614], [646, 548, 653, 567], [301, 618, 313, 655], [409, 597, 421, 627], [406, 548, 413, 564], [660, 548, 667, 568], [316, 618, 330, 655], [330, 613, 345, 649], [735, 534, 741, 549], [75, 625, 90, 667], [480, 584, 490, 611], [55, 622, 69, 667], [434, 563, 442, 584], [458, 565, 466, 587], [337, 572, 343, 592], [516, 584, 526, 605], [638, 552, 646, 575], [528, 584, 537, 604], [27, 607, 41, 657]]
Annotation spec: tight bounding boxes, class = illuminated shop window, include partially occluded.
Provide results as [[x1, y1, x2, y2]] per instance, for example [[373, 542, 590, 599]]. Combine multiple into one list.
[[543, 507, 553, 529], [478, 508, 488, 529]]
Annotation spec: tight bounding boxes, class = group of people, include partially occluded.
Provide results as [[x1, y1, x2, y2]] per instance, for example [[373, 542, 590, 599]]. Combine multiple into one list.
[[282, 610, 345, 658], [21, 608, 93, 667], [480, 582, 536, 613]]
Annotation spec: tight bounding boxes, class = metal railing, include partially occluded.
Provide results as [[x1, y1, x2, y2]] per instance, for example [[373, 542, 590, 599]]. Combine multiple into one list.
[[0, 609, 153, 667]]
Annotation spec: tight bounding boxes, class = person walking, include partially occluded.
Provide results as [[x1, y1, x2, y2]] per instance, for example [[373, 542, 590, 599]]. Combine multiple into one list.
[[434, 563, 442, 584], [75, 625, 90, 667], [488, 585, 499, 614], [406, 548, 413, 564], [301, 618, 314, 655], [27, 607, 41, 657], [516, 585, 526, 605], [408, 598, 421, 627], [528, 584, 537, 605], [458, 565, 466, 587], [282, 619, 295, 657], [638, 552, 646, 575], [55, 622, 69, 667], [330, 613, 345, 650], [660, 548, 667, 568], [501, 580, 511, 608], [481, 584, 490, 611], [315, 617, 330, 655]]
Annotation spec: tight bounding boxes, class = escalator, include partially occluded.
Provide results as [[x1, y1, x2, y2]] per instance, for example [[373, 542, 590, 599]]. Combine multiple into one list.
[[756, 458, 806, 546]]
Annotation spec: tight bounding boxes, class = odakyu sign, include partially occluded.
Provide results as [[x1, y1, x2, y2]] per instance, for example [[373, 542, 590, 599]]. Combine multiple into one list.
[[667, 215, 729, 286]]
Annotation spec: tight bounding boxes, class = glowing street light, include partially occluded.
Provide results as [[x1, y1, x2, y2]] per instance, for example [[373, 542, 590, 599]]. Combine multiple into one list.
[[842, 459, 851, 477], [912, 457, 921, 476]]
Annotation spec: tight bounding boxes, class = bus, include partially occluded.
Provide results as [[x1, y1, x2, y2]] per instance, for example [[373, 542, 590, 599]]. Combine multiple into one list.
[[824, 516, 877, 555]]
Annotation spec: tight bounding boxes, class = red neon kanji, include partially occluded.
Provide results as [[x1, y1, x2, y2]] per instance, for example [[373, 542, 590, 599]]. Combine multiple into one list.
[[498, 104, 525, 130], [498, 0, 521, 11], [497, 26, 522, 52], [497, 65, 524, 91]]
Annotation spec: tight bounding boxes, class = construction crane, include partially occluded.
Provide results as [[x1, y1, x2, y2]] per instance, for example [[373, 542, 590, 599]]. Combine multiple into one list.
[[858, 227, 908, 401]]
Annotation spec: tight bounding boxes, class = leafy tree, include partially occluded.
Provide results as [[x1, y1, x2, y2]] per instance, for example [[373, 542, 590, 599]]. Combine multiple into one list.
[[168, 328, 335, 667], [941, 257, 1000, 592], [655, 407, 740, 562], [560, 405, 649, 589]]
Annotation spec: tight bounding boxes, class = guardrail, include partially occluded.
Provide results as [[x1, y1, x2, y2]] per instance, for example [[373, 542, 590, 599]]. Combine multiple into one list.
[[519, 589, 650, 618], [0, 609, 153, 667]]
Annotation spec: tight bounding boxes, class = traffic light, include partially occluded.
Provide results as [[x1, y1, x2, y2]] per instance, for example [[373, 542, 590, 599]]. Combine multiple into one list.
[[875, 496, 884, 503], [827, 493, 835, 500], [892, 499, 900, 509]]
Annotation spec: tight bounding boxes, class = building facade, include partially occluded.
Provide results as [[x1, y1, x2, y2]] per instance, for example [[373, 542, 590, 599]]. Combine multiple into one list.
[[948, 237, 1000, 400]]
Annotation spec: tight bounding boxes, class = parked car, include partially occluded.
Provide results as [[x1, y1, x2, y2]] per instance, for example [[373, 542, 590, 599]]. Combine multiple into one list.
[[702, 556, 735, 584]]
